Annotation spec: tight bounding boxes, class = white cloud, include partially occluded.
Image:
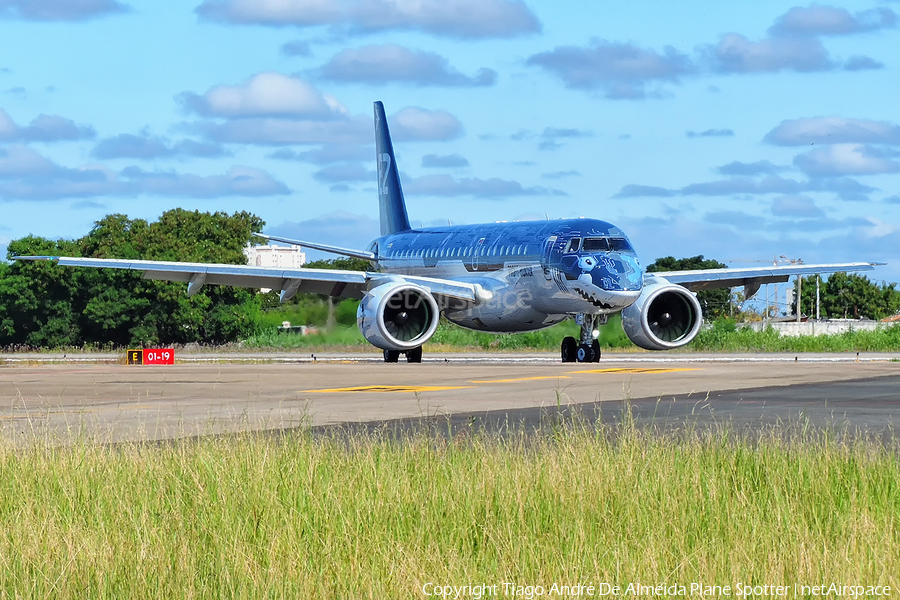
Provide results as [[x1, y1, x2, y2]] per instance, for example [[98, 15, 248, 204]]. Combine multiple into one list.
[[768, 6, 896, 37], [179, 73, 348, 119], [527, 39, 694, 99], [317, 44, 496, 87], [403, 173, 564, 198], [195, 0, 541, 39], [0, 108, 95, 142], [686, 129, 734, 138], [0, 144, 59, 176], [388, 107, 463, 141], [0, 0, 129, 21], [794, 144, 900, 177], [267, 144, 371, 164], [717, 160, 786, 176], [92, 133, 228, 159], [0, 145, 289, 200], [199, 116, 370, 145], [616, 174, 875, 202], [200, 106, 461, 145], [765, 117, 900, 146], [421, 154, 468, 168], [705, 34, 833, 73]]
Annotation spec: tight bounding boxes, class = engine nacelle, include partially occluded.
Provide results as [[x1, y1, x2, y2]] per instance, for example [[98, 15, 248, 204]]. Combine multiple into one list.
[[621, 276, 703, 351], [357, 280, 440, 351]]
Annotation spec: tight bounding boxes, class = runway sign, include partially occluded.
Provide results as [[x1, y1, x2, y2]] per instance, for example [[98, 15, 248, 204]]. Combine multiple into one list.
[[126, 349, 175, 365]]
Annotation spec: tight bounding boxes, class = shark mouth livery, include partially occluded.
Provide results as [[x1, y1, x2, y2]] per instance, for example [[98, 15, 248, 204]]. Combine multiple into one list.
[[18, 102, 882, 363]]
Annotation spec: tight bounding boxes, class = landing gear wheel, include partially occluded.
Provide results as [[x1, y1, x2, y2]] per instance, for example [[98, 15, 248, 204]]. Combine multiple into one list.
[[561, 336, 577, 363], [591, 340, 601, 362], [406, 347, 423, 363], [576, 344, 596, 363], [383, 350, 400, 363]]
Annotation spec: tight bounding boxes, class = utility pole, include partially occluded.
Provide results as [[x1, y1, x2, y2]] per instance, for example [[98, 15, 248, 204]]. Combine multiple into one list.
[[796, 275, 802, 322], [816, 275, 820, 321]]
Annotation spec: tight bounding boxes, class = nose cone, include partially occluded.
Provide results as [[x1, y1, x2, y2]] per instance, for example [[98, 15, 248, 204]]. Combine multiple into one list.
[[581, 253, 642, 292]]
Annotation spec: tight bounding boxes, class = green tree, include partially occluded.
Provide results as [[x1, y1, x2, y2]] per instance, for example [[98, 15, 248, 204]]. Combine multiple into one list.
[[0, 236, 83, 348], [646, 255, 730, 319], [795, 273, 900, 320], [1, 210, 265, 349]]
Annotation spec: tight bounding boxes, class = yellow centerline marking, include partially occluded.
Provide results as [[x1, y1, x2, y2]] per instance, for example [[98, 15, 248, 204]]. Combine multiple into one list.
[[568, 367, 699, 374], [301, 385, 473, 394], [470, 375, 572, 383]]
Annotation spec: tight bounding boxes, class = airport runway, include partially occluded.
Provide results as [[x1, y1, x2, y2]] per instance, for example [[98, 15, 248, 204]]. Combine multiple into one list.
[[0, 352, 898, 443]]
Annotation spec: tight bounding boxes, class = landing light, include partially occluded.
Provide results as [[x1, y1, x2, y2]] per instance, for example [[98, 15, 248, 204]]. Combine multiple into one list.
[[592, 329, 599, 338]]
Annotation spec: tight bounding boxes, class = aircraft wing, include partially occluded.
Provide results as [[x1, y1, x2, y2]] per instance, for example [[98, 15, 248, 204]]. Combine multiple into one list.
[[653, 262, 882, 298], [15, 256, 483, 305]]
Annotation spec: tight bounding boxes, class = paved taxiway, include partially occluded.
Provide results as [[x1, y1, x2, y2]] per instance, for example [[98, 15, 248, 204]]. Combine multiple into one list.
[[1, 352, 898, 442]]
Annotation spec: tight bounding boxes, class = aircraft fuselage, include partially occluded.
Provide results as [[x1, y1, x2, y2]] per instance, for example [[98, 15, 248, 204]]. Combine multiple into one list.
[[367, 218, 643, 333]]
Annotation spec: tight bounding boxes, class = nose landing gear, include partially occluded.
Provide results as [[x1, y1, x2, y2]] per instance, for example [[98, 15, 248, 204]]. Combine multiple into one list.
[[560, 314, 606, 363]]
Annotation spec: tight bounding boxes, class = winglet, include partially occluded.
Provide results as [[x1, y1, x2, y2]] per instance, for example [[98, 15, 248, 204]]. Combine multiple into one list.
[[374, 101, 411, 236]]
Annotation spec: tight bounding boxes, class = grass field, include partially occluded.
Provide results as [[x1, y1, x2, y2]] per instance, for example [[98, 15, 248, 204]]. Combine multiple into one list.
[[1, 418, 897, 598], [242, 317, 900, 355]]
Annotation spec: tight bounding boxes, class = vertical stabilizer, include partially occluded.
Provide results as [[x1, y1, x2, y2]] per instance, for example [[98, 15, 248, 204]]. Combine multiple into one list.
[[374, 101, 411, 236]]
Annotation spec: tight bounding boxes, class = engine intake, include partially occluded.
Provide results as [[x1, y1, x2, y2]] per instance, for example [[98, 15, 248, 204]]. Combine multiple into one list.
[[357, 281, 440, 350], [621, 277, 702, 350]]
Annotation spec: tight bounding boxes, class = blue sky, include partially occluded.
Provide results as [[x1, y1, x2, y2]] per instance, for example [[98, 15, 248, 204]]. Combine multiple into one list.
[[1, 0, 899, 284]]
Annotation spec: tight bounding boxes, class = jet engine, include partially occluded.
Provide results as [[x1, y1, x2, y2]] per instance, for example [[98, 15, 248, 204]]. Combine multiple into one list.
[[357, 281, 440, 350], [621, 277, 703, 351]]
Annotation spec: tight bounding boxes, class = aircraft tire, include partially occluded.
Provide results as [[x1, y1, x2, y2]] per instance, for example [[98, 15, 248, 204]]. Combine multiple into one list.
[[406, 347, 423, 363], [384, 350, 400, 363], [591, 340, 601, 362], [576, 344, 596, 363], [561, 336, 577, 362]]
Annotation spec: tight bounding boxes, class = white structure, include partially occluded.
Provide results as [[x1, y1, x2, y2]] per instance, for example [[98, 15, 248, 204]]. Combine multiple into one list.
[[244, 244, 306, 268], [741, 320, 887, 337]]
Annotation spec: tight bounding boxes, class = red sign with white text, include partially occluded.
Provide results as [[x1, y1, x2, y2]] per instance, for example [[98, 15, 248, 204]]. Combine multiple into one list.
[[126, 349, 175, 365]]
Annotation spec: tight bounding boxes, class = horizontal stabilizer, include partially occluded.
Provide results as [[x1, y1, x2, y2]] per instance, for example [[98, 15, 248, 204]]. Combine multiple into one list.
[[256, 234, 375, 261]]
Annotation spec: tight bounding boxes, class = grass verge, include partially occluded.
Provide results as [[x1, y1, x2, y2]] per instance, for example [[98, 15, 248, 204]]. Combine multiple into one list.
[[1, 420, 897, 597]]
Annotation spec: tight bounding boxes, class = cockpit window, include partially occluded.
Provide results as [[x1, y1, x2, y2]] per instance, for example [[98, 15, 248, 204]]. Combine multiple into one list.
[[609, 238, 633, 252], [564, 238, 581, 253], [582, 238, 610, 252]]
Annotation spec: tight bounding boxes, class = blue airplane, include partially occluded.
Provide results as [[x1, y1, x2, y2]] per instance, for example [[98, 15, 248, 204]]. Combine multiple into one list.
[[20, 102, 881, 363]]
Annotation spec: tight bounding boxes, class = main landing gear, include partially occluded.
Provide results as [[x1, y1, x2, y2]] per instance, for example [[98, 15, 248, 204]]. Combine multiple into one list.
[[383, 347, 423, 363], [561, 314, 606, 363]]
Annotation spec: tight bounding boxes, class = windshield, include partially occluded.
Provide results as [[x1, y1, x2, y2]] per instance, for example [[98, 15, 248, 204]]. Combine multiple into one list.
[[609, 238, 632, 252], [580, 237, 633, 253], [582, 238, 609, 252]]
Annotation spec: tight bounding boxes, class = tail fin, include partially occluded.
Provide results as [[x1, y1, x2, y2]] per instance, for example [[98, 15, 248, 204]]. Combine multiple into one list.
[[374, 101, 411, 236]]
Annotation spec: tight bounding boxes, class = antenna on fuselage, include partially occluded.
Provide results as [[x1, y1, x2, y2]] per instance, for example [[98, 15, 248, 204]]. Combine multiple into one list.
[[545, 212, 549, 220]]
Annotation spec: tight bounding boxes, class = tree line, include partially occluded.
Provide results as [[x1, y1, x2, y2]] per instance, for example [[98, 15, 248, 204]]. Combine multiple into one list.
[[647, 255, 900, 321], [0, 210, 264, 348]]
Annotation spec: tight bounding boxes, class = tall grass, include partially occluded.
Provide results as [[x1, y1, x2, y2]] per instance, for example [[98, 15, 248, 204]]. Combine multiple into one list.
[[692, 319, 900, 353], [244, 316, 634, 352], [0, 421, 897, 598]]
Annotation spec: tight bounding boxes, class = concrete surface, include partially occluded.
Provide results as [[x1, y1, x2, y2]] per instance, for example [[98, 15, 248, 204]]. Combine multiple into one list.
[[1, 352, 898, 443]]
